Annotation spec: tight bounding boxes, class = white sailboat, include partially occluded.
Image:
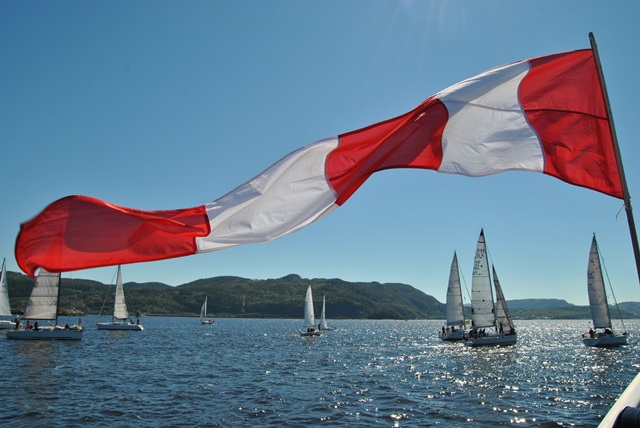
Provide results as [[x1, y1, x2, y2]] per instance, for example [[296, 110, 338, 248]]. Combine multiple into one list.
[[0, 258, 15, 329], [6, 269, 83, 340], [440, 252, 467, 341], [97, 265, 143, 331], [465, 229, 517, 347], [200, 296, 214, 325], [300, 285, 320, 337], [318, 294, 334, 331], [582, 234, 627, 347]]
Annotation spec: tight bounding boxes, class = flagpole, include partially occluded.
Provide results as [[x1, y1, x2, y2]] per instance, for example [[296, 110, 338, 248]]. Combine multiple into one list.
[[589, 32, 640, 286]]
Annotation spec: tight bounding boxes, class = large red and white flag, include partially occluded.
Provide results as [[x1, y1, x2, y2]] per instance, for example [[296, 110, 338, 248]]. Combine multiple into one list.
[[16, 49, 623, 276]]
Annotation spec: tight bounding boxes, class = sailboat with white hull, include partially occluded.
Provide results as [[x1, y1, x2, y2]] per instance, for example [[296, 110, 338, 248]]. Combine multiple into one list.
[[200, 296, 214, 325], [582, 234, 627, 347], [6, 269, 83, 340], [441, 252, 467, 341], [300, 286, 320, 337], [97, 265, 143, 331], [318, 294, 334, 331], [0, 259, 15, 329], [465, 229, 517, 347]]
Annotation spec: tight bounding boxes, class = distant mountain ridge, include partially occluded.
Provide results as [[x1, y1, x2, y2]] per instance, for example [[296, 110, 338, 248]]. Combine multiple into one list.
[[5, 271, 639, 319], [507, 299, 575, 310]]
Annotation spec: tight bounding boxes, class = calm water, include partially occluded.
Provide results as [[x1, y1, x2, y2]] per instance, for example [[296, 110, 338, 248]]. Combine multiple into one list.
[[1, 317, 638, 427]]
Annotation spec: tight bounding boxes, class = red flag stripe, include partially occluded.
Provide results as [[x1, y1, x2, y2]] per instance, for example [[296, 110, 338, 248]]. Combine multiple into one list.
[[16, 196, 209, 277], [522, 50, 622, 198]]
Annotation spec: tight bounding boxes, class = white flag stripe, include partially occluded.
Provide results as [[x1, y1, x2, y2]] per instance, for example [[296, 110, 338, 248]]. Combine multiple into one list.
[[196, 138, 340, 252], [437, 60, 544, 176]]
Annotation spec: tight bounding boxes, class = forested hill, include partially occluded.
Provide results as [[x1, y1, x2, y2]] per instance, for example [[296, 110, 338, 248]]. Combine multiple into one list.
[[5, 272, 444, 319], [5, 271, 639, 320]]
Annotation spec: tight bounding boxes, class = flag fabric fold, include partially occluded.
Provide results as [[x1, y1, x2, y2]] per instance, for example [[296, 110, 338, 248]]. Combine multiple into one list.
[[16, 48, 623, 276]]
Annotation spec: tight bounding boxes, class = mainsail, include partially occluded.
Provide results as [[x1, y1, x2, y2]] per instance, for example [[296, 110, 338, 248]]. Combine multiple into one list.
[[587, 235, 612, 329], [320, 295, 328, 329], [22, 269, 60, 321], [445, 252, 465, 326], [113, 265, 129, 320], [0, 259, 11, 316], [303, 286, 315, 329], [470, 229, 495, 329], [200, 296, 208, 320]]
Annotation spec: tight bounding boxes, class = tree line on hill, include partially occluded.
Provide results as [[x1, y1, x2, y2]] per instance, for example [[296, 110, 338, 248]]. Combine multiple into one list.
[[5, 270, 640, 320]]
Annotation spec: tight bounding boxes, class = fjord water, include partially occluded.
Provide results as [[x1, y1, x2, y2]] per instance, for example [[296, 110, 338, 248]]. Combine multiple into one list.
[[1, 317, 638, 427]]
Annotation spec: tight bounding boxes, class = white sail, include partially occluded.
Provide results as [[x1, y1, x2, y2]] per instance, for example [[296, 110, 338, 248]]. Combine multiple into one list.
[[493, 265, 515, 335], [320, 295, 327, 329], [200, 296, 208, 320], [23, 269, 60, 321], [303, 286, 315, 329], [587, 235, 612, 329], [470, 229, 495, 329], [0, 258, 11, 316], [445, 252, 465, 326], [113, 265, 129, 320]]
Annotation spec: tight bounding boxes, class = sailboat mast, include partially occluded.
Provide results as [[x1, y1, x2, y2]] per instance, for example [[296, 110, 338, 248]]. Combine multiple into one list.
[[590, 32, 640, 286]]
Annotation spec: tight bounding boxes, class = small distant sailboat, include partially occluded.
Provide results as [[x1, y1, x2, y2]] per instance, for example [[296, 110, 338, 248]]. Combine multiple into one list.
[[318, 294, 334, 331], [97, 265, 143, 331], [200, 296, 214, 325], [465, 229, 517, 347], [300, 285, 320, 337], [582, 234, 627, 347], [440, 252, 467, 341], [0, 259, 15, 329], [6, 269, 83, 340]]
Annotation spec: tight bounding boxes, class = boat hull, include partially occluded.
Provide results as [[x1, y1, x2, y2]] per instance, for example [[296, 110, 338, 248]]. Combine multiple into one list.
[[300, 331, 321, 337], [465, 333, 517, 347], [6, 327, 83, 340], [201, 320, 214, 325], [583, 333, 628, 347], [97, 322, 143, 331], [0, 320, 16, 330], [441, 330, 467, 341]]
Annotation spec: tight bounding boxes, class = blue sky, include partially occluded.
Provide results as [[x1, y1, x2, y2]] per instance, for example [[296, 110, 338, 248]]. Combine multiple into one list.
[[1, 1, 639, 306]]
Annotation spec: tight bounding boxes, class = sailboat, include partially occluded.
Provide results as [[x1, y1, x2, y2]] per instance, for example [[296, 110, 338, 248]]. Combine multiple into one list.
[[582, 234, 627, 347], [465, 229, 517, 347], [440, 252, 467, 341], [0, 259, 15, 329], [300, 285, 320, 337], [200, 296, 214, 325], [318, 294, 334, 331], [6, 269, 83, 340], [97, 265, 143, 331]]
